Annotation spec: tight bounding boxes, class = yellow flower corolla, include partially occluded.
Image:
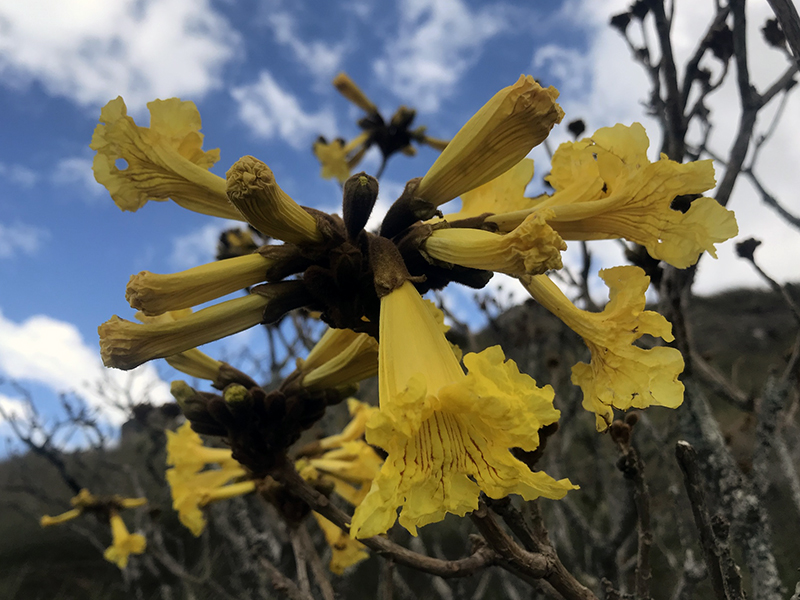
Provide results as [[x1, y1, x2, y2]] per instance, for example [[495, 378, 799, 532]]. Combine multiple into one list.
[[297, 328, 379, 391], [103, 512, 146, 569], [312, 512, 369, 575], [166, 423, 255, 536], [522, 267, 685, 431], [422, 210, 566, 277], [135, 310, 224, 381], [415, 75, 563, 207], [443, 159, 540, 221], [91, 97, 243, 220], [313, 132, 370, 183], [99, 293, 272, 370], [40, 508, 82, 527], [490, 123, 738, 269], [127, 253, 274, 316], [333, 72, 378, 114], [349, 281, 576, 539], [226, 155, 323, 245]]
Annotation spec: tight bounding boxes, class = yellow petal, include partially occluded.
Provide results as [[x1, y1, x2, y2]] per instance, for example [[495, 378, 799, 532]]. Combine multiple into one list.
[[445, 158, 538, 220], [522, 267, 685, 431], [40, 508, 82, 527], [127, 253, 274, 316], [415, 75, 563, 206], [312, 512, 369, 575], [90, 97, 243, 220], [166, 422, 237, 474], [423, 210, 566, 276]]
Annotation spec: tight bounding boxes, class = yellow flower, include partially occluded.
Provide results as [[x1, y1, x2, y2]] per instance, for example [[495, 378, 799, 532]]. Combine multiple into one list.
[[127, 253, 275, 316], [313, 133, 370, 184], [91, 97, 243, 220], [415, 75, 563, 207], [226, 155, 323, 245], [490, 123, 738, 268], [350, 281, 576, 539], [422, 210, 566, 277], [134, 310, 224, 381], [166, 423, 255, 536], [312, 512, 369, 575], [99, 293, 273, 370], [522, 267, 684, 431], [297, 328, 379, 391], [103, 511, 146, 569], [332, 72, 378, 114], [40, 490, 148, 569], [443, 158, 540, 221]]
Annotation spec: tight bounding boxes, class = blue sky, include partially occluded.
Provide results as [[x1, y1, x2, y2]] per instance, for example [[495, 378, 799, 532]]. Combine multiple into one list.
[[1, 0, 798, 433]]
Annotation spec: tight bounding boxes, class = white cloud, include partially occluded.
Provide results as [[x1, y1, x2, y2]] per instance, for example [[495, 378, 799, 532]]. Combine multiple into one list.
[[264, 11, 345, 82], [0, 0, 239, 109], [0, 308, 170, 425], [231, 71, 336, 148], [52, 156, 105, 201], [0, 393, 28, 426], [373, 0, 507, 112], [0, 221, 49, 258], [169, 219, 243, 270], [0, 161, 37, 187]]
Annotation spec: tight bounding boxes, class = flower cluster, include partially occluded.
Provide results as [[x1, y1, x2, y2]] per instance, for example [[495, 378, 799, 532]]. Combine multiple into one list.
[[93, 73, 736, 548], [40, 489, 147, 569]]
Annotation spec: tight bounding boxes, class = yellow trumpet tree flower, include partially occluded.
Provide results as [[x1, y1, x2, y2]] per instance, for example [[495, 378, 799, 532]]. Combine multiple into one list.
[[40, 489, 148, 569], [103, 511, 147, 569], [297, 328, 379, 391], [127, 253, 275, 316], [489, 123, 738, 269], [226, 155, 323, 245], [522, 266, 685, 431], [166, 423, 255, 536], [350, 281, 576, 539], [313, 132, 371, 183], [422, 210, 566, 277], [91, 97, 243, 220], [415, 75, 563, 207], [99, 293, 274, 370]]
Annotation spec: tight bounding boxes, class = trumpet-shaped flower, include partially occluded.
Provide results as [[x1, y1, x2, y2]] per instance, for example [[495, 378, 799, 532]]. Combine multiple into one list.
[[312, 512, 370, 575], [422, 210, 566, 277], [415, 76, 563, 207], [91, 97, 243, 220], [166, 422, 255, 536], [103, 512, 147, 569], [226, 156, 323, 245], [297, 328, 379, 391], [40, 489, 148, 569], [99, 293, 273, 370], [127, 253, 274, 316], [522, 267, 685, 431], [490, 123, 737, 268], [313, 133, 370, 183], [350, 281, 576, 539]]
